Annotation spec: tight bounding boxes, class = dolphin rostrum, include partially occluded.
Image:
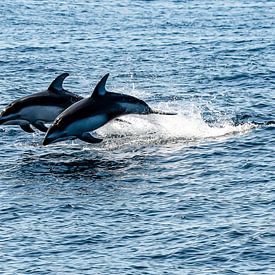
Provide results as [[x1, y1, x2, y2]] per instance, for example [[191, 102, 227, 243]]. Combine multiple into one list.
[[0, 73, 83, 133], [43, 73, 176, 145]]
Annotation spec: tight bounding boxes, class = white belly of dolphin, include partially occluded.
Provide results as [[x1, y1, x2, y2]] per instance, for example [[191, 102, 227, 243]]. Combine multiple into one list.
[[66, 114, 109, 135], [19, 106, 63, 123]]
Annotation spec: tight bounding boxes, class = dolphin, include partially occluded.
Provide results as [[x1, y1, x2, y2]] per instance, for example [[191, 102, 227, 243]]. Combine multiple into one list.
[[0, 73, 83, 133], [43, 73, 176, 145]]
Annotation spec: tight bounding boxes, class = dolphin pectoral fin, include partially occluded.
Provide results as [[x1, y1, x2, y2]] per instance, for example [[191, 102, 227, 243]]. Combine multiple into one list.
[[151, 109, 177, 115], [79, 132, 103, 144], [32, 121, 48, 132], [20, 124, 35, 133]]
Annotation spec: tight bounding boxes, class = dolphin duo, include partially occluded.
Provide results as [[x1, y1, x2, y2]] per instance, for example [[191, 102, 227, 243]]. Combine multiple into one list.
[[0, 73, 176, 145], [0, 73, 82, 133], [43, 73, 176, 145]]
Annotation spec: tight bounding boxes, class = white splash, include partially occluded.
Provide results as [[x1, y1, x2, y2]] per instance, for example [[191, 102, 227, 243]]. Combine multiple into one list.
[[97, 102, 254, 144]]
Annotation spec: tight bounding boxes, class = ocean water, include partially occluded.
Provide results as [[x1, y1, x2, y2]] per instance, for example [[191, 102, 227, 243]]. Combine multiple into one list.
[[0, 0, 274, 274]]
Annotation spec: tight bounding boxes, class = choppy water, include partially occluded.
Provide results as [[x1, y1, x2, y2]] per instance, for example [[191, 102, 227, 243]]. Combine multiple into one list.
[[0, 1, 274, 274]]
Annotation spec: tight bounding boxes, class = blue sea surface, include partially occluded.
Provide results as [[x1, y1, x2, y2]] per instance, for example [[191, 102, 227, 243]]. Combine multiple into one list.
[[0, 0, 274, 274]]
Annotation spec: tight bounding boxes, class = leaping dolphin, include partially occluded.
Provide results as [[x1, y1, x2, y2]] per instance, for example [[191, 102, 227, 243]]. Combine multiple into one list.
[[43, 73, 176, 145], [0, 73, 83, 133]]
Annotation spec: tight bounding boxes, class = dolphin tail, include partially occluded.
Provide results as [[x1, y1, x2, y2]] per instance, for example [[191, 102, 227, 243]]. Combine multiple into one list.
[[150, 109, 177, 115]]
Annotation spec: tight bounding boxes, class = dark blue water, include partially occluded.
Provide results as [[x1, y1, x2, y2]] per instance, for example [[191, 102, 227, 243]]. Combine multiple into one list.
[[0, 1, 274, 274]]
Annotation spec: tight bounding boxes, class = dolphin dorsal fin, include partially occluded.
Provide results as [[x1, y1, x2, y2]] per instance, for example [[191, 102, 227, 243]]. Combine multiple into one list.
[[48, 73, 69, 93], [91, 73, 109, 97]]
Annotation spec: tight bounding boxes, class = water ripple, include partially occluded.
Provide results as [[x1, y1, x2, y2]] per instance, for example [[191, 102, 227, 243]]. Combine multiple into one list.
[[0, 0, 274, 274]]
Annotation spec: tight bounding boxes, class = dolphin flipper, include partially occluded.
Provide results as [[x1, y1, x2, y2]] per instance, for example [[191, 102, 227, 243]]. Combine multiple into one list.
[[79, 132, 103, 143], [32, 121, 48, 132], [20, 124, 35, 133]]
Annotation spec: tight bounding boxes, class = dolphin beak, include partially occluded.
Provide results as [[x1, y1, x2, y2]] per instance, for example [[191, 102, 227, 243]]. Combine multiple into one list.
[[42, 137, 51, 146], [0, 115, 6, 125], [43, 133, 56, 146], [0, 113, 19, 125]]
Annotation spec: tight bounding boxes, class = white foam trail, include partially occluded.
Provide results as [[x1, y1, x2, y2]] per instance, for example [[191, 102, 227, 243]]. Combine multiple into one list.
[[97, 103, 254, 143]]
